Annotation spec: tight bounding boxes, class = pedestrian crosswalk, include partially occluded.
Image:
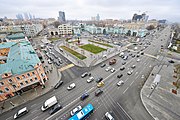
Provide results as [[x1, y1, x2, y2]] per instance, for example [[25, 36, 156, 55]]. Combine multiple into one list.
[[144, 53, 157, 59], [58, 64, 74, 71]]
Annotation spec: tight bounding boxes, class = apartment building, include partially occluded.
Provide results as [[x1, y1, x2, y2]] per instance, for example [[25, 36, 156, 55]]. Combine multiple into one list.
[[58, 24, 73, 35]]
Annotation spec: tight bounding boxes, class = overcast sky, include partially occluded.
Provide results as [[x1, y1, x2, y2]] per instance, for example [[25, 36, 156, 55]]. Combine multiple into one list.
[[0, 0, 179, 22]]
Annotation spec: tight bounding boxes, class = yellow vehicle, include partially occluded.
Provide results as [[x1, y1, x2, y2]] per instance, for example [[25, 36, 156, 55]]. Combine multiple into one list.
[[97, 81, 104, 88]]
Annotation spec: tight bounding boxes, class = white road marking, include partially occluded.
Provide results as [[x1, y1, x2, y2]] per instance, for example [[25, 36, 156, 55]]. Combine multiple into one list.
[[135, 75, 139, 79], [117, 102, 133, 120], [31, 104, 37, 108], [123, 87, 129, 94], [130, 81, 134, 86], [31, 109, 38, 113], [32, 116, 39, 120], [6, 116, 12, 120], [124, 78, 129, 82], [135, 72, 138, 75]]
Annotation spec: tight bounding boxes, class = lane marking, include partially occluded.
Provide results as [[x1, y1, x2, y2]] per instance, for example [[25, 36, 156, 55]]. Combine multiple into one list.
[[32, 116, 39, 120], [123, 87, 129, 94], [31, 109, 38, 114], [6, 117, 12, 120], [117, 102, 133, 120], [31, 104, 37, 108], [135, 75, 139, 79], [130, 81, 134, 86]]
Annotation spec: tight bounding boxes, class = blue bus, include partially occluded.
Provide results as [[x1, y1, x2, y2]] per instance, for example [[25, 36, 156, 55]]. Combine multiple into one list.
[[68, 104, 94, 120]]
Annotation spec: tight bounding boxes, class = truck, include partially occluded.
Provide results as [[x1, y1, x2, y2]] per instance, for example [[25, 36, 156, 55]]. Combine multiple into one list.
[[41, 96, 58, 111], [109, 59, 117, 65]]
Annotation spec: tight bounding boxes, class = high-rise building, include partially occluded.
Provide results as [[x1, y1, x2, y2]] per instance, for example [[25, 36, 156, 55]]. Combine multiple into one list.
[[96, 14, 100, 21], [16, 14, 24, 20], [24, 13, 29, 20], [58, 11, 66, 22], [132, 13, 149, 22]]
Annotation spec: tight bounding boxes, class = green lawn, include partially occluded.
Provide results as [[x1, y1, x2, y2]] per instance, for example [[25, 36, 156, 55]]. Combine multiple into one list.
[[88, 40, 113, 48], [79, 44, 106, 54], [60, 46, 87, 60], [48, 38, 59, 41]]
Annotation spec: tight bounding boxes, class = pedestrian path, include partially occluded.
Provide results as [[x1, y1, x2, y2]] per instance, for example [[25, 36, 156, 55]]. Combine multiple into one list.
[[144, 53, 157, 59], [58, 64, 74, 71]]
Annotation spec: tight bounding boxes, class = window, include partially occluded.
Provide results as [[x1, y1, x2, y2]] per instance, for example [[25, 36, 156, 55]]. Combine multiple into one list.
[[0, 82, 4, 86], [25, 81, 28, 84], [22, 75, 25, 78], [16, 77, 20, 80], [32, 72, 35, 75], [0, 90, 3, 94], [9, 79, 12, 83], [20, 83, 23, 86], [12, 85, 16, 88], [35, 77, 37, 80], [5, 88, 9, 91], [27, 73, 30, 76], [30, 79, 33, 82]]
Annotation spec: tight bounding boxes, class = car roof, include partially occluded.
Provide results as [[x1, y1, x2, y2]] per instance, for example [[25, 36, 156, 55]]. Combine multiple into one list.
[[18, 107, 27, 114]]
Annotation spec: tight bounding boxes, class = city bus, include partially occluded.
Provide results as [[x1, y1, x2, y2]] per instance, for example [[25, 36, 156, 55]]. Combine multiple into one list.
[[68, 104, 94, 120]]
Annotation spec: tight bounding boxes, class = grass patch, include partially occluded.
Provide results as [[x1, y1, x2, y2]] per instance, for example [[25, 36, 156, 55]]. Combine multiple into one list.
[[79, 44, 106, 54], [48, 38, 59, 41], [88, 40, 113, 48], [60, 46, 86, 60]]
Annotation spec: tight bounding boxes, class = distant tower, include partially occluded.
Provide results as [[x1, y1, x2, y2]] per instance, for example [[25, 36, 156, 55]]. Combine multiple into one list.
[[29, 13, 32, 20], [24, 13, 29, 20], [96, 14, 100, 21], [58, 11, 66, 22]]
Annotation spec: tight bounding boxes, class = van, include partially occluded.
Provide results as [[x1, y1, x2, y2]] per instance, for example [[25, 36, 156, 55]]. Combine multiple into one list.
[[41, 96, 58, 111]]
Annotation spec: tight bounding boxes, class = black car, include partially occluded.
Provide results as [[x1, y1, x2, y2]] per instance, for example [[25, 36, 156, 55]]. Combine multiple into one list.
[[136, 55, 140, 57], [49, 104, 62, 115], [100, 63, 106, 68], [54, 81, 63, 89], [81, 72, 88, 78], [120, 66, 125, 71], [168, 60, 175, 63], [122, 62, 126, 65], [117, 74, 123, 78], [141, 52, 144, 55], [96, 77, 103, 83], [95, 89, 103, 96]]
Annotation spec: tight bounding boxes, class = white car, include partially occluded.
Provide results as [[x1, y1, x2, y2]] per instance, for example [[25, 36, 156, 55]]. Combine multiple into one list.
[[137, 59, 140, 62], [70, 105, 82, 116], [105, 112, 114, 120], [105, 67, 111, 72], [110, 68, 115, 73], [87, 77, 94, 83], [131, 65, 136, 69], [117, 80, 124, 86], [48, 59, 52, 64], [127, 70, 133, 75], [67, 83, 76, 90]]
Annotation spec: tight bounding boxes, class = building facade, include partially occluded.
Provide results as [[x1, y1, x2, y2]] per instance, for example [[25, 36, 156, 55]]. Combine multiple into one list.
[[0, 40, 47, 101], [58, 24, 73, 35]]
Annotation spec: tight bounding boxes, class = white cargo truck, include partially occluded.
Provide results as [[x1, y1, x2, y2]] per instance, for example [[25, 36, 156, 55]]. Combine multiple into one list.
[[41, 96, 58, 111]]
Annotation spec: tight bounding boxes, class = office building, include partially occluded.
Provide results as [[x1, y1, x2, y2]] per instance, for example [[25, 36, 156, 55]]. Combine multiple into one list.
[[58, 11, 66, 22]]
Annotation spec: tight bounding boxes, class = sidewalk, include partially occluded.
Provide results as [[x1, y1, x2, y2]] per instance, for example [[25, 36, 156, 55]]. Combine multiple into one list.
[[0, 50, 62, 114], [140, 64, 180, 120]]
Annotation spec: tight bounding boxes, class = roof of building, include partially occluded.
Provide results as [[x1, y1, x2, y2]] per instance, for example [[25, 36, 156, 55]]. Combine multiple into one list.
[[0, 40, 40, 80], [6, 33, 25, 40]]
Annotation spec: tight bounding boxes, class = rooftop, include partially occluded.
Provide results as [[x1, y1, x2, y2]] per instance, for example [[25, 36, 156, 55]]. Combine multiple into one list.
[[0, 40, 40, 80], [6, 33, 25, 40]]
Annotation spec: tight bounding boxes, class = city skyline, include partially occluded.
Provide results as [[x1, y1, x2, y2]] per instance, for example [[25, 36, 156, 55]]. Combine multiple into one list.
[[0, 0, 180, 22]]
